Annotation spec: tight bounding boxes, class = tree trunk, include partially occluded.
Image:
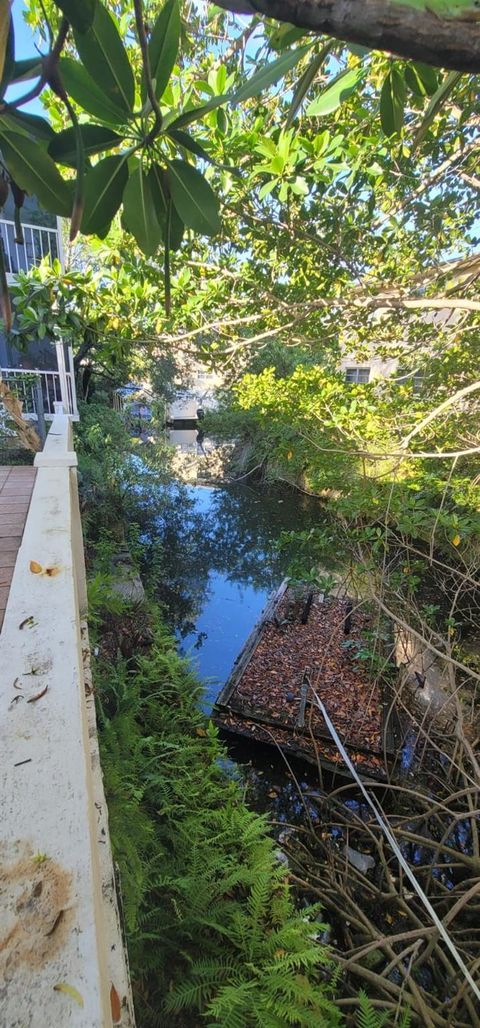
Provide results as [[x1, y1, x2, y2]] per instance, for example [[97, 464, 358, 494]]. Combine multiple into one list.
[[0, 381, 41, 453], [215, 0, 480, 72]]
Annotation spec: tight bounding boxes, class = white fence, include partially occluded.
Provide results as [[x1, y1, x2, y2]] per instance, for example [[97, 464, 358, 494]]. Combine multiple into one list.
[[0, 219, 59, 276], [0, 366, 77, 418]]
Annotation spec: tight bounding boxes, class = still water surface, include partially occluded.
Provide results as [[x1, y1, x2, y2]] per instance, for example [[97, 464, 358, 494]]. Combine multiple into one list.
[[142, 473, 324, 708]]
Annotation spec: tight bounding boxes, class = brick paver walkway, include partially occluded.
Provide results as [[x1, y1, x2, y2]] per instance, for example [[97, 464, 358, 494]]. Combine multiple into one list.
[[0, 466, 36, 631]]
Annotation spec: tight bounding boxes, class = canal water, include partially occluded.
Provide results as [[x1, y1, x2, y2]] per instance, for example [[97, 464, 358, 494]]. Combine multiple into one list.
[[135, 461, 331, 820], [142, 477, 325, 710]]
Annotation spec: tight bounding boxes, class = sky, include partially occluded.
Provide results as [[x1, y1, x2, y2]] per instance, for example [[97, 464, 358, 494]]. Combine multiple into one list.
[[8, 1, 45, 115]]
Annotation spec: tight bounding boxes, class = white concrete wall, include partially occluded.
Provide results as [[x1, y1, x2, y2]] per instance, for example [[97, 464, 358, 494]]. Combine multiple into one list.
[[0, 413, 134, 1027]]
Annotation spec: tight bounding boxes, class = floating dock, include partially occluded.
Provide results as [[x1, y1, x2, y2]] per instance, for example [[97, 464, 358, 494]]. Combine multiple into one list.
[[214, 581, 394, 779]]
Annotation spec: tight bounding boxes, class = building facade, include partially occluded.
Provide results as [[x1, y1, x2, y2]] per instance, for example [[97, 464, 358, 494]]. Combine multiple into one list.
[[0, 191, 78, 420]]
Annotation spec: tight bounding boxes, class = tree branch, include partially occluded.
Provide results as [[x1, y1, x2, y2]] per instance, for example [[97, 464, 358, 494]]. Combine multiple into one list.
[[214, 0, 480, 73]]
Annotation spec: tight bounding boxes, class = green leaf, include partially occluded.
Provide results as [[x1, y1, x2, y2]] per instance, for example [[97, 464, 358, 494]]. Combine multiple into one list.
[[413, 71, 461, 150], [270, 24, 308, 52], [258, 178, 277, 200], [232, 44, 312, 105], [10, 56, 42, 83], [166, 159, 220, 236], [59, 57, 129, 126], [0, 110, 54, 143], [145, 0, 180, 102], [122, 165, 162, 256], [404, 62, 438, 98], [166, 93, 229, 131], [74, 2, 134, 115], [48, 125, 123, 167], [167, 128, 240, 174], [0, 129, 72, 217], [81, 154, 128, 234], [380, 67, 406, 137], [148, 163, 184, 250], [52, 0, 96, 33], [286, 43, 334, 127], [306, 64, 366, 117]]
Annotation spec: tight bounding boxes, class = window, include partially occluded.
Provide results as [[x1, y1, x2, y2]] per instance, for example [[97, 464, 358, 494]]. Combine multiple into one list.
[[345, 367, 370, 385]]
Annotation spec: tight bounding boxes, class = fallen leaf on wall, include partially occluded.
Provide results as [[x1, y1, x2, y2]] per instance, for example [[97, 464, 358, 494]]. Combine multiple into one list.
[[53, 982, 84, 1007], [110, 983, 122, 1023], [27, 685, 48, 703]]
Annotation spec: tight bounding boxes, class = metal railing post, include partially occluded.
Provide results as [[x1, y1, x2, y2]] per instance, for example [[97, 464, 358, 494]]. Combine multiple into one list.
[[33, 377, 47, 444]]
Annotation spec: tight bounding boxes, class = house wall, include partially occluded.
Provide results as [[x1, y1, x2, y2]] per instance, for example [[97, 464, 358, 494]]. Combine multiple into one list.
[[168, 365, 223, 420]]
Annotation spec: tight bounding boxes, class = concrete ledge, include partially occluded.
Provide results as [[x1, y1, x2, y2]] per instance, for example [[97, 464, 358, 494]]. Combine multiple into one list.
[[0, 415, 135, 1027]]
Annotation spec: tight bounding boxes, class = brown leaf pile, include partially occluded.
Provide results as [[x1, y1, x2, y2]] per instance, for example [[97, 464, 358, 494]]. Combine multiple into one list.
[[220, 592, 386, 771]]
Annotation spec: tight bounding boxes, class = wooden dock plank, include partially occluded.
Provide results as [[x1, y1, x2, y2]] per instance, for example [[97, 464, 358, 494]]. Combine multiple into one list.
[[0, 467, 36, 631]]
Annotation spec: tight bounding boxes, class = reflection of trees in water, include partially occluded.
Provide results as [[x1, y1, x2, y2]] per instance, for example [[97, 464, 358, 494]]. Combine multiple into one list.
[[127, 480, 325, 637]]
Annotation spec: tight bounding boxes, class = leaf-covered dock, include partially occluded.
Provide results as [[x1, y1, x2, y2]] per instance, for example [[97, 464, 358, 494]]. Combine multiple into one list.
[[215, 581, 394, 779]]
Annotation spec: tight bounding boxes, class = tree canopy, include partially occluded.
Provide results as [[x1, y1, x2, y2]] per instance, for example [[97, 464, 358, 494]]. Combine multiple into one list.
[[0, 0, 478, 328]]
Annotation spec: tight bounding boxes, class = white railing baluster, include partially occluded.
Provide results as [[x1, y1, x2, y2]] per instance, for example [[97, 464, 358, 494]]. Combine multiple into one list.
[[0, 367, 76, 418]]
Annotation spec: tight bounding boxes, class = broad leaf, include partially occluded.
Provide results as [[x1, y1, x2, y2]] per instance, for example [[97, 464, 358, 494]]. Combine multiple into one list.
[[405, 62, 438, 98], [380, 67, 406, 137], [413, 71, 461, 150], [60, 57, 128, 126], [166, 93, 229, 131], [149, 163, 184, 250], [49, 125, 122, 167], [0, 110, 54, 143], [167, 128, 239, 173], [270, 25, 309, 52], [0, 129, 72, 216], [166, 159, 221, 236], [306, 64, 366, 117], [145, 0, 180, 102], [81, 154, 128, 234], [10, 56, 43, 83], [53, 0, 96, 33], [74, 2, 134, 115], [122, 165, 163, 256], [232, 44, 312, 105], [286, 43, 334, 127]]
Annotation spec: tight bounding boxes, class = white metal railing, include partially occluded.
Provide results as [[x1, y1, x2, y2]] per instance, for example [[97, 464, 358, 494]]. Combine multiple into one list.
[[0, 367, 77, 417], [0, 219, 59, 276]]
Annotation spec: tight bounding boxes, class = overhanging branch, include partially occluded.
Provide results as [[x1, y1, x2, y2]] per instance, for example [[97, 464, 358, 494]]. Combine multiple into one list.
[[214, 0, 480, 72]]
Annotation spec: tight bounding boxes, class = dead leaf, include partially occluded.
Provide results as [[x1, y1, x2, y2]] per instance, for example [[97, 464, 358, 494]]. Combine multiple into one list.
[[195, 727, 206, 737], [110, 983, 122, 1024], [53, 983, 84, 1008], [27, 685, 48, 704], [45, 909, 64, 936], [28, 561, 61, 577], [19, 616, 36, 630]]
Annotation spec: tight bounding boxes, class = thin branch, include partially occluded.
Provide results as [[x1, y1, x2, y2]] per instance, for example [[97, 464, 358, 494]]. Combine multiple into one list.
[[133, 0, 163, 142]]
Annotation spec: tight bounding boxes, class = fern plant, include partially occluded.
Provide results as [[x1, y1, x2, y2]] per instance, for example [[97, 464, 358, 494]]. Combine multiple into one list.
[[95, 611, 342, 1027], [356, 992, 411, 1028]]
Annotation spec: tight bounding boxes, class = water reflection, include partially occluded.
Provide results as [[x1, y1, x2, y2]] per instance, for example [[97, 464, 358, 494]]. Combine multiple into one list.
[[134, 478, 325, 707]]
